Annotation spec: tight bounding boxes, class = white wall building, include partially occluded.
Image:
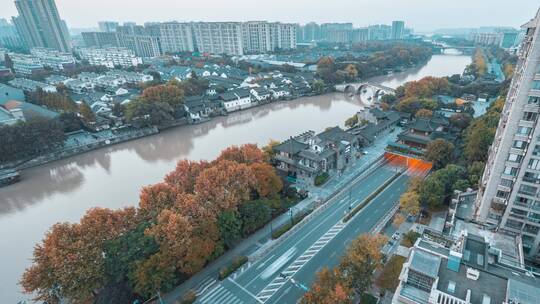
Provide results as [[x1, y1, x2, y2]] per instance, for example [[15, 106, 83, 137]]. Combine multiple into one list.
[[159, 22, 195, 53], [192, 22, 244, 55], [77, 47, 142, 68], [476, 9, 540, 261]]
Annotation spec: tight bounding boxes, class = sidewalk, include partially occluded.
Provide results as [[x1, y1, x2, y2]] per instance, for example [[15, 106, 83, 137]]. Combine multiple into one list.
[[163, 128, 402, 303]]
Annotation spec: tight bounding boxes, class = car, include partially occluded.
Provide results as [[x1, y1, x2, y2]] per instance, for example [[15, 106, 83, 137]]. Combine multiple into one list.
[[362, 150, 368, 155]]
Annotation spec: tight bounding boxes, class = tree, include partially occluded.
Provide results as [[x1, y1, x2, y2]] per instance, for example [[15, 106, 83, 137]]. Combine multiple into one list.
[[344, 64, 358, 82], [164, 160, 210, 193], [216, 144, 266, 165], [339, 234, 387, 296], [141, 84, 185, 106], [262, 139, 280, 160], [131, 252, 177, 299], [125, 99, 175, 127], [58, 112, 83, 132], [449, 113, 472, 130], [195, 160, 254, 212], [317, 57, 337, 83], [399, 191, 420, 216], [415, 109, 433, 118], [250, 163, 283, 198], [218, 211, 242, 249], [425, 139, 455, 169], [375, 256, 406, 292], [345, 114, 359, 128], [419, 176, 445, 209], [20, 207, 138, 304], [79, 102, 96, 123], [238, 200, 272, 236], [301, 267, 352, 304], [467, 161, 485, 187], [392, 213, 406, 228], [138, 183, 177, 220], [313, 79, 326, 93]]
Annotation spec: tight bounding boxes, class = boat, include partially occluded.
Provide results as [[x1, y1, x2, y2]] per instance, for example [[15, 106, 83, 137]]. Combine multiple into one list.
[[0, 169, 21, 187]]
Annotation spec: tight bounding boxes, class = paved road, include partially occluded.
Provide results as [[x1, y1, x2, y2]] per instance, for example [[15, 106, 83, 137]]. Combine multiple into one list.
[[196, 164, 412, 304]]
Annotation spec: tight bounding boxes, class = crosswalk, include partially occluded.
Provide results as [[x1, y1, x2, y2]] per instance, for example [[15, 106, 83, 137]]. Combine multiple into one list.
[[255, 221, 347, 302], [198, 284, 245, 304]]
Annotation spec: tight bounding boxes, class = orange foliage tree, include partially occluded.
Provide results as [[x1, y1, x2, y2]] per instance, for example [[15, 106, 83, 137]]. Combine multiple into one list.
[[301, 267, 352, 304]]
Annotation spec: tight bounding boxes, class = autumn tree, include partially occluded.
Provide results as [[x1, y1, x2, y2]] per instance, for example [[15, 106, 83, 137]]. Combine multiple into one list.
[[164, 160, 210, 193], [301, 267, 352, 304], [21, 208, 138, 304], [339, 234, 387, 296], [317, 56, 337, 83], [141, 84, 185, 106], [419, 176, 445, 209], [131, 252, 177, 298], [250, 162, 283, 198], [425, 139, 455, 169], [344, 64, 358, 82], [215, 144, 266, 165], [392, 213, 406, 228], [399, 191, 420, 216], [79, 102, 96, 123], [138, 183, 177, 220], [262, 139, 280, 160], [195, 160, 254, 212], [345, 114, 359, 128], [415, 109, 433, 118]]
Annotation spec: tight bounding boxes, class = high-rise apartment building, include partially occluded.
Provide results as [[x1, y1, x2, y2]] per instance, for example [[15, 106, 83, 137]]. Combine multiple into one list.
[[320, 23, 353, 41], [159, 22, 195, 53], [192, 22, 244, 55], [116, 24, 162, 58], [98, 21, 119, 33], [368, 24, 392, 40], [13, 0, 71, 52], [391, 20, 405, 40], [82, 31, 120, 48], [475, 9, 540, 260], [299, 22, 321, 42]]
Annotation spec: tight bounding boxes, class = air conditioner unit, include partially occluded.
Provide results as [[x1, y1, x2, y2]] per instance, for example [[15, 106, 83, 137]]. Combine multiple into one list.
[[466, 268, 480, 280]]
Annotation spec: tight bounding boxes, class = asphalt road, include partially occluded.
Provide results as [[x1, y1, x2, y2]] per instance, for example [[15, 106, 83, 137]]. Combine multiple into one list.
[[196, 163, 414, 304]]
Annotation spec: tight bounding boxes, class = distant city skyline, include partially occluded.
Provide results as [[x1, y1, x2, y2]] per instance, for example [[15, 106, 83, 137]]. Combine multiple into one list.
[[0, 0, 537, 32]]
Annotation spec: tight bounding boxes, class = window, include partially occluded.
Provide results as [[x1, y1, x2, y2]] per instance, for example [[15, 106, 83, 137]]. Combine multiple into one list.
[[534, 145, 540, 156], [523, 112, 538, 122], [500, 178, 513, 187], [533, 80, 540, 90], [529, 96, 540, 104], [516, 196, 533, 207], [447, 281, 456, 293], [523, 171, 540, 183], [496, 190, 509, 199], [528, 159, 540, 170], [518, 184, 538, 196], [518, 126, 532, 135], [508, 153, 523, 163], [505, 219, 523, 230], [504, 166, 518, 176], [514, 140, 527, 149]]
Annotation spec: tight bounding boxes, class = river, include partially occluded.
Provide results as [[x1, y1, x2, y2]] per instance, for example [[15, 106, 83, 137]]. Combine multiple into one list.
[[0, 49, 471, 303]]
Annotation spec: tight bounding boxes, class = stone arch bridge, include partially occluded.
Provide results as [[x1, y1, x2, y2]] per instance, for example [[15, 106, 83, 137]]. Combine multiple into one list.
[[335, 82, 396, 100]]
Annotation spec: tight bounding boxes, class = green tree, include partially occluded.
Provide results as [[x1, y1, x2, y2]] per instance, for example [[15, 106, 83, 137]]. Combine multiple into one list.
[[313, 79, 326, 93], [125, 99, 175, 127], [239, 200, 272, 236], [79, 102, 96, 123], [345, 114, 359, 128], [419, 176, 445, 209], [218, 211, 242, 249], [425, 139, 455, 169]]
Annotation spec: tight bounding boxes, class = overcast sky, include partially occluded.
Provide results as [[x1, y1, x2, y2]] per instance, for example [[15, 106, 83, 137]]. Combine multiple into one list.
[[1, 0, 538, 32]]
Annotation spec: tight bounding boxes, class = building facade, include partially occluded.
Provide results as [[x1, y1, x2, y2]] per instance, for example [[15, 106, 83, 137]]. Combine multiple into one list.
[[476, 9, 540, 260], [192, 22, 244, 55], [391, 20, 405, 40], [13, 0, 71, 52], [82, 31, 120, 48], [98, 21, 119, 33], [76, 47, 142, 68], [159, 22, 195, 53]]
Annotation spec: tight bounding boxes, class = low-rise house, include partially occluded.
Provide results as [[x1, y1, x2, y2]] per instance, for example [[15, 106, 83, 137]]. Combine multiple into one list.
[[77, 72, 101, 83], [183, 95, 220, 122], [107, 70, 153, 84], [8, 78, 57, 93], [45, 75, 70, 85], [65, 79, 94, 94], [393, 231, 538, 304], [219, 89, 253, 112], [350, 108, 400, 146], [270, 86, 291, 99], [250, 87, 271, 102], [273, 127, 359, 183], [388, 116, 452, 156]]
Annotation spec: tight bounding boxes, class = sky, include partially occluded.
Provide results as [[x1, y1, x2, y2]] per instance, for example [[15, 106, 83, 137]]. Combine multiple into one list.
[[1, 0, 538, 32]]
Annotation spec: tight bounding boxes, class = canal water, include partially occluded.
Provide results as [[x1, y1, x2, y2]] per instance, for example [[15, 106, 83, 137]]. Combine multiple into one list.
[[0, 49, 471, 303]]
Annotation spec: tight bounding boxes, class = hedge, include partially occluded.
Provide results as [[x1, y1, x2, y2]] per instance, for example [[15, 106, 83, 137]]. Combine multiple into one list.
[[314, 172, 330, 186], [271, 211, 310, 239], [218, 256, 248, 280]]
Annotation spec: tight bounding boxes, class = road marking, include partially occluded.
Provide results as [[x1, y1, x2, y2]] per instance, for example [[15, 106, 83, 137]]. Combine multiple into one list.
[[200, 285, 225, 303], [256, 254, 275, 270], [199, 285, 223, 302], [227, 278, 264, 303]]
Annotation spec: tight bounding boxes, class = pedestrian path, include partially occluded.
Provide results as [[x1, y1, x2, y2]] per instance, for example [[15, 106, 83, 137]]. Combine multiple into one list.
[[198, 284, 245, 304]]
